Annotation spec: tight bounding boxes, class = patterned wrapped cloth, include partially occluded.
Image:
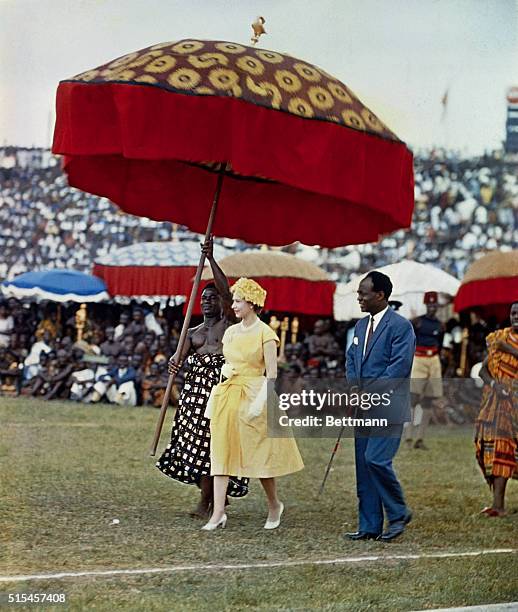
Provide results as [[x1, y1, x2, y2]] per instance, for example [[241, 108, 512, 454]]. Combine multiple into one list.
[[475, 328, 518, 484], [156, 352, 248, 497]]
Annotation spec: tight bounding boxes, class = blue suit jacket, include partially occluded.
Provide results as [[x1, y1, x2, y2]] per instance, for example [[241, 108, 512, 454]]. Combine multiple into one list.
[[107, 366, 137, 387], [346, 308, 415, 423]]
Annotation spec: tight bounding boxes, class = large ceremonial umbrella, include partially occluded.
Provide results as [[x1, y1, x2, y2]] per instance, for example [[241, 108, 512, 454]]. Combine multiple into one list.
[[1, 269, 109, 303], [334, 260, 460, 321], [196, 251, 335, 315], [93, 240, 229, 298], [52, 38, 414, 453], [454, 250, 518, 318]]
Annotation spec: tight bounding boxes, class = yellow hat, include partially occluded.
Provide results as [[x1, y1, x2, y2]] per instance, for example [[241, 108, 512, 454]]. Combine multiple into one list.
[[231, 277, 267, 307]]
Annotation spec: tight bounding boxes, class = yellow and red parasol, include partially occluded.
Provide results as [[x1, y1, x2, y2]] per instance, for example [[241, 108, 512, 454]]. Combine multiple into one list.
[[195, 251, 335, 315], [454, 250, 518, 318], [53, 39, 413, 248], [52, 38, 414, 452]]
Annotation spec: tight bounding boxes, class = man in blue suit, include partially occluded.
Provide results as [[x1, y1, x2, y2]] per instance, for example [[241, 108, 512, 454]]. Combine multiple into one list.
[[345, 271, 415, 541]]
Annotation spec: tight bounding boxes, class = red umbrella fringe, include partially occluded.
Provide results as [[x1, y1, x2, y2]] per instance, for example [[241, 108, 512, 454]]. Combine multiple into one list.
[[54, 82, 414, 248]]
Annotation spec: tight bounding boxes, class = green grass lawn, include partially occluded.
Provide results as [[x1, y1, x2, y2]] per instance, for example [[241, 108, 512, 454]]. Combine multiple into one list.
[[1, 397, 517, 611]]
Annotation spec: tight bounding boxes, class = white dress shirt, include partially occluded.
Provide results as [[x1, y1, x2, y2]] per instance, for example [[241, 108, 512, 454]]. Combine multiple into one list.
[[363, 306, 389, 357]]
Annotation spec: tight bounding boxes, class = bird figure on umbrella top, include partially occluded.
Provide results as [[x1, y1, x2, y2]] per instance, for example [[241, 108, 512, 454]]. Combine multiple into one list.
[[251, 16, 266, 45]]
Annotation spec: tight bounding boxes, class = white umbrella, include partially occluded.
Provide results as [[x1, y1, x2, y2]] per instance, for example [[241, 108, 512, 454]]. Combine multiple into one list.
[[334, 260, 460, 321]]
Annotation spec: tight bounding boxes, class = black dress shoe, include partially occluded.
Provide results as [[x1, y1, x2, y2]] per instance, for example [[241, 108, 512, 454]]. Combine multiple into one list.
[[378, 512, 412, 542], [344, 531, 380, 541]]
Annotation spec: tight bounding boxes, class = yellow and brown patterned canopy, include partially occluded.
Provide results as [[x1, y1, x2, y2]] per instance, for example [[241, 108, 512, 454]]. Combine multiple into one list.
[[71, 39, 398, 142]]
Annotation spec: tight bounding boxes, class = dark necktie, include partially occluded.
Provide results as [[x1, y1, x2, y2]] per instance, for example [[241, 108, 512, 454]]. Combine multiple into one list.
[[365, 316, 375, 351]]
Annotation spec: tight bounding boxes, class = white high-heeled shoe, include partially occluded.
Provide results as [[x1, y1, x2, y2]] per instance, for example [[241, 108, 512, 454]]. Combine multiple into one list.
[[264, 502, 284, 530], [201, 514, 227, 531]]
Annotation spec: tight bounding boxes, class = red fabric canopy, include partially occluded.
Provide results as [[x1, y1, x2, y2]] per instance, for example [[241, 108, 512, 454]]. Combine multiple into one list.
[[190, 276, 335, 316], [454, 277, 518, 313], [53, 39, 414, 248], [92, 263, 195, 297]]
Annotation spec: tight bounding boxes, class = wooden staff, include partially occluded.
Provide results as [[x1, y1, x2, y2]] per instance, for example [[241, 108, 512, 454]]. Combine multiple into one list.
[[269, 315, 280, 334], [149, 169, 224, 456], [279, 316, 289, 359], [75, 303, 87, 342], [456, 327, 469, 377], [291, 316, 299, 344]]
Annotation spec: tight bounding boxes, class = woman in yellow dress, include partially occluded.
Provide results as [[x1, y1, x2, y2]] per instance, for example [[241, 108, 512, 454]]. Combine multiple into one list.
[[202, 278, 304, 530]]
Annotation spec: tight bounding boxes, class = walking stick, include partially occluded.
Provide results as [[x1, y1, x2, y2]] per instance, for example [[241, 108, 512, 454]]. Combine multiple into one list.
[[318, 425, 346, 496], [149, 168, 225, 456]]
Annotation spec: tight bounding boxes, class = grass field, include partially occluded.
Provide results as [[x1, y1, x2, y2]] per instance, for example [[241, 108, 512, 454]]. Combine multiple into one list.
[[1, 397, 517, 611]]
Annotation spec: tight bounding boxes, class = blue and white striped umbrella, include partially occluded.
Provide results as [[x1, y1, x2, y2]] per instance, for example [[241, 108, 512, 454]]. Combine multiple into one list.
[[1, 269, 110, 303]]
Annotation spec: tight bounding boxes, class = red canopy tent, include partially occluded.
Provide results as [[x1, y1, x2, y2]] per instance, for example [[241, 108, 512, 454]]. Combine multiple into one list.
[[194, 251, 335, 315], [93, 240, 228, 298]]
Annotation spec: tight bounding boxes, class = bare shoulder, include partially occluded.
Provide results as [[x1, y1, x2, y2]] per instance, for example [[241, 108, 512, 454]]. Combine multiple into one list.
[[188, 322, 204, 335]]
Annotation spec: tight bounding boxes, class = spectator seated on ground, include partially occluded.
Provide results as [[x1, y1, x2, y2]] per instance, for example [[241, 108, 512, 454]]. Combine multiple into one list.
[[21, 352, 50, 395], [278, 363, 306, 395], [151, 334, 170, 364], [129, 352, 145, 405], [142, 362, 168, 407], [0, 302, 14, 348], [280, 342, 306, 372], [120, 336, 135, 358], [29, 351, 56, 397], [100, 326, 122, 359], [41, 348, 78, 400], [135, 330, 156, 368], [35, 311, 59, 341], [121, 308, 147, 343], [305, 320, 340, 363], [91, 353, 137, 406], [8, 298, 34, 338], [114, 312, 130, 340], [70, 354, 110, 402], [0, 345, 22, 395], [144, 306, 164, 337]]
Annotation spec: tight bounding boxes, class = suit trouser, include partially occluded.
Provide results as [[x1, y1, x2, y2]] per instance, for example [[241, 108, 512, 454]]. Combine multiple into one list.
[[354, 425, 407, 534]]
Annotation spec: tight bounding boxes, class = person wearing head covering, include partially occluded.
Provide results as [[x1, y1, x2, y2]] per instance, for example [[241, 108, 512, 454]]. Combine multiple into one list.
[[404, 291, 444, 450], [475, 301, 518, 517], [201, 278, 304, 531]]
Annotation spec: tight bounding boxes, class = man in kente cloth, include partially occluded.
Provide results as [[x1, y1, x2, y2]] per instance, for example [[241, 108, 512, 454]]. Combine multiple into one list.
[[156, 238, 248, 518]]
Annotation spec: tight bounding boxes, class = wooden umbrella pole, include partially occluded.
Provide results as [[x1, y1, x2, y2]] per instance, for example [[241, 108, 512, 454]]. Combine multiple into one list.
[[149, 168, 225, 456]]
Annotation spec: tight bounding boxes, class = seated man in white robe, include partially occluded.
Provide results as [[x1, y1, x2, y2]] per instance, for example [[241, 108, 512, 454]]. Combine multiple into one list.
[[91, 353, 137, 406]]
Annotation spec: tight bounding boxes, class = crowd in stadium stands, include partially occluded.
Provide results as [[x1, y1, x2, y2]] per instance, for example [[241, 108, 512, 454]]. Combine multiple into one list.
[[0, 298, 181, 406], [0, 146, 514, 420], [0, 146, 516, 282], [0, 293, 487, 429], [0, 297, 343, 406]]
